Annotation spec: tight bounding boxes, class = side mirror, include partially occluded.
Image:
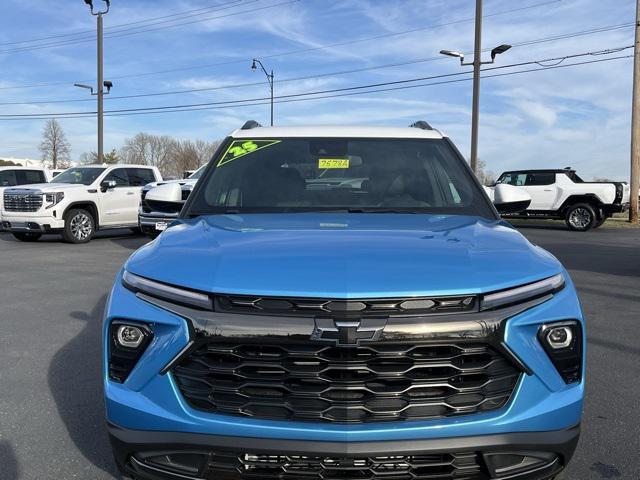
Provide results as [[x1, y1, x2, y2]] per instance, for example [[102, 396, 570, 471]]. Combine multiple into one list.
[[100, 179, 117, 192], [491, 184, 531, 214], [145, 183, 184, 214]]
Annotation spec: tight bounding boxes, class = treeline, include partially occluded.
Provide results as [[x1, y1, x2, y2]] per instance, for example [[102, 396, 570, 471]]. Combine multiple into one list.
[[80, 133, 220, 178], [37, 119, 219, 178]]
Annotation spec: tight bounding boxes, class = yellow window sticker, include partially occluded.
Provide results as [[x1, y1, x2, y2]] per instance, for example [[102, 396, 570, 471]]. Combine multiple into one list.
[[217, 139, 281, 166], [318, 158, 350, 169]]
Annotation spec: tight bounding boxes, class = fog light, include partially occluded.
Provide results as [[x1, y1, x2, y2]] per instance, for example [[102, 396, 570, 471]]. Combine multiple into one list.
[[538, 321, 582, 384], [546, 326, 573, 349], [117, 325, 144, 348]]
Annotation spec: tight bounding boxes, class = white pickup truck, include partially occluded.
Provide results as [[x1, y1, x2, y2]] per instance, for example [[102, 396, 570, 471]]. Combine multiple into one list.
[[0, 166, 52, 230], [495, 168, 630, 231], [1, 164, 161, 243]]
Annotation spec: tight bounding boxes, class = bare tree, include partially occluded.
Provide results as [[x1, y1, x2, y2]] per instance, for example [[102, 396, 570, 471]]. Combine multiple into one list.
[[80, 149, 119, 165], [39, 119, 71, 169], [475, 159, 496, 186], [119, 133, 177, 177]]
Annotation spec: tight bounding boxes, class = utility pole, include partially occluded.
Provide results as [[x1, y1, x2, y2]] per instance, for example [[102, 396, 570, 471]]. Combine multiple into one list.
[[440, 1, 510, 174], [470, 0, 483, 175], [97, 11, 104, 164], [80, 1, 111, 163], [630, 0, 640, 224]]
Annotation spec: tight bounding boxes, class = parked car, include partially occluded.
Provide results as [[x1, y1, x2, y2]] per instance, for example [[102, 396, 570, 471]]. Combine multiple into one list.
[[0, 166, 51, 231], [1, 165, 161, 243], [138, 163, 208, 237], [104, 121, 584, 480], [494, 168, 630, 231]]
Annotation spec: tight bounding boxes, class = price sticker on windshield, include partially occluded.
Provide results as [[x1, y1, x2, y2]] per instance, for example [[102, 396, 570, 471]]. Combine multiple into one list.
[[217, 139, 281, 166], [318, 158, 350, 169]]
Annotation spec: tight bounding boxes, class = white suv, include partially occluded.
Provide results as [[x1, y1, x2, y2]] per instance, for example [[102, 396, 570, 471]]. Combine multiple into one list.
[[1, 164, 161, 243]]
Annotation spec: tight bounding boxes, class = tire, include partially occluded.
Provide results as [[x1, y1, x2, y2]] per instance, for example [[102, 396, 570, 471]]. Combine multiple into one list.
[[12, 232, 42, 242], [565, 203, 596, 231], [592, 216, 607, 229], [62, 208, 95, 243]]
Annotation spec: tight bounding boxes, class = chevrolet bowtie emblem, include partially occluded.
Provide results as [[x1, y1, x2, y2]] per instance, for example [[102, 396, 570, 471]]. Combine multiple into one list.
[[311, 318, 387, 346]]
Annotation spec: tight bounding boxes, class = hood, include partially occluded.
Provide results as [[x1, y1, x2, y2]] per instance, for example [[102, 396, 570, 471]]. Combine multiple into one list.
[[143, 179, 196, 191], [5, 183, 89, 193], [125, 213, 562, 298]]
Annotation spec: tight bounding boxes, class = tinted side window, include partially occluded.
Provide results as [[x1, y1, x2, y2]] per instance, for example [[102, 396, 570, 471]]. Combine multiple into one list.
[[16, 170, 46, 185], [526, 173, 555, 186], [127, 168, 155, 187], [104, 168, 129, 187], [499, 173, 527, 186], [0, 171, 17, 186]]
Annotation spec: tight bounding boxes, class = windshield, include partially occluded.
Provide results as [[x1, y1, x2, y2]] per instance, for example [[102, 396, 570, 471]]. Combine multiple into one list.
[[189, 163, 207, 180], [186, 137, 494, 218], [52, 167, 106, 185]]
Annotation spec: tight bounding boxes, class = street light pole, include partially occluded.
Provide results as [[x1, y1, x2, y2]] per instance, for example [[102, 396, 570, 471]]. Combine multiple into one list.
[[97, 11, 104, 164], [630, 0, 640, 224], [251, 59, 275, 126], [82, 0, 110, 163], [440, 1, 511, 175], [470, 0, 483, 175]]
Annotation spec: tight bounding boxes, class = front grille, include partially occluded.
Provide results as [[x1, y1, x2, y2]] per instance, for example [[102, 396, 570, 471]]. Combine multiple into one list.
[[139, 450, 487, 480], [3, 193, 43, 212], [209, 451, 486, 480], [216, 294, 477, 317], [173, 340, 520, 423]]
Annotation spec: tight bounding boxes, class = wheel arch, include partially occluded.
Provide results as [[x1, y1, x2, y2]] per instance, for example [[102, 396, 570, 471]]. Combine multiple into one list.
[[63, 202, 100, 229], [559, 194, 603, 215]]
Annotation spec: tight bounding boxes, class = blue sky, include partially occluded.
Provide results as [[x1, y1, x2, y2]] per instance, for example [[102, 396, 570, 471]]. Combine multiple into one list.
[[0, 0, 636, 180]]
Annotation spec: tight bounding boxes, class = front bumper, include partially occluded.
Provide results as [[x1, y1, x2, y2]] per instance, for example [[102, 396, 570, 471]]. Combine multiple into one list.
[[1, 214, 64, 232], [138, 210, 178, 236], [109, 422, 579, 480]]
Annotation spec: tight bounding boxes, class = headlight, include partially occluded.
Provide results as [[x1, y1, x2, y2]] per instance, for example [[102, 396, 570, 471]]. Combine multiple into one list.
[[44, 192, 64, 209], [480, 273, 565, 311], [108, 320, 153, 383], [122, 270, 212, 310]]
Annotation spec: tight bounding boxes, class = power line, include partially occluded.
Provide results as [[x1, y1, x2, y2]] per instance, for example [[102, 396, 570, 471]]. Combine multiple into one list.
[[0, 0, 557, 57], [0, 19, 633, 103], [0, 0, 248, 48], [0, 49, 631, 120], [0, 0, 294, 55], [0, 45, 632, 107]]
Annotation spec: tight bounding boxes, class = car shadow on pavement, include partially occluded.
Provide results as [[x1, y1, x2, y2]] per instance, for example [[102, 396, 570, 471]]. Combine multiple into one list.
[[47, 295, 120, 479], [0, 441, 20, 479]]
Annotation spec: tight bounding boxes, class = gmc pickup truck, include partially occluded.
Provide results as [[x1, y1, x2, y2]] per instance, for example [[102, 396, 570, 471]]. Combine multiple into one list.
[[2, 165, 161, 243], [495, 168, 630, 231]]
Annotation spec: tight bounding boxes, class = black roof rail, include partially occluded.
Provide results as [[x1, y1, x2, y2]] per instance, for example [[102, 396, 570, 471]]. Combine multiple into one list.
[[409, 120, 433, 130], [241, 120, 262, 130]]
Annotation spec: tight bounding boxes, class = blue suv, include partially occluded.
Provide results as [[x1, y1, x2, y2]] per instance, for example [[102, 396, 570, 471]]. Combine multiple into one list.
[[104, 121, 584, 480]]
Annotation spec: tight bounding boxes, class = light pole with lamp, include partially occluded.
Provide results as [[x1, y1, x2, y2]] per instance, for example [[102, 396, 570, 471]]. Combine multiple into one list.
[[80, 0, 111, 164], [440, 1, 511, 174], [251, 58, 274, 126]]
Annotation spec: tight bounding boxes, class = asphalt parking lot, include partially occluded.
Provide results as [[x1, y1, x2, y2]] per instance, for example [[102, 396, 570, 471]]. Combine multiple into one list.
[[0, 225, 638, 480]]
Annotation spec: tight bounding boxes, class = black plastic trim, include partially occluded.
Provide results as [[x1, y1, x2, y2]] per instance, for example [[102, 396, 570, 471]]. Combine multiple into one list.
[[108, 422, 580, 479]]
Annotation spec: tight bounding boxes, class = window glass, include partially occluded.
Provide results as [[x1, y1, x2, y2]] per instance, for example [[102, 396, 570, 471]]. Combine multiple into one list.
[[127, 168, 155, 187], [0, 170, 17, 187], [104, 168, 129, 187], [186, 138, 495, 218], [526, 173, 555, 186], [52, 167, 106, 185], [16, 170, 46, 185], [498, 173, 527, 186]]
